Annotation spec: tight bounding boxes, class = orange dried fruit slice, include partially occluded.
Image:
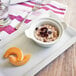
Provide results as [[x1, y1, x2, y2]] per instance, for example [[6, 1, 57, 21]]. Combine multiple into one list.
[[4, 47, 23, 61], [9, 54, 31, 66]]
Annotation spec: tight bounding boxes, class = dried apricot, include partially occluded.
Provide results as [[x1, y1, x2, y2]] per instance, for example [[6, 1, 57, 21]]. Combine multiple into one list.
[[9, 54, 31, 66], [4, 47, 23, 61]]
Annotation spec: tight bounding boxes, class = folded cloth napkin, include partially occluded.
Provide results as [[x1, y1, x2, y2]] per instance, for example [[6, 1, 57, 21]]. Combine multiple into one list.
[[10, 0, 29, 4], [10, 0, 44, 4], [0, 1, 67, 47]]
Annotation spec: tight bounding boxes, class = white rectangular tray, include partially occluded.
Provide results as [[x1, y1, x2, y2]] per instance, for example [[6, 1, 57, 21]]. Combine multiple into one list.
[[0, 26, 76, 76]]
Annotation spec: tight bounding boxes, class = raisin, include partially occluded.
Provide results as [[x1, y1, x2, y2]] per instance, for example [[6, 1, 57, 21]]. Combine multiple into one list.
[[35, 27, 38, 30], [39, 32, 45, 37], [40, 27, 47, 31], [44, 30, 47, 33], [40, 32, 44, 35], [48, 31, 52, 34], [44, 34, 48, 37]]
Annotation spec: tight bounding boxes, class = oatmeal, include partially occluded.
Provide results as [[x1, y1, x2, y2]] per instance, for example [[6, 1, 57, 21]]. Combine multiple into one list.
[[34, 24, 59, 42]]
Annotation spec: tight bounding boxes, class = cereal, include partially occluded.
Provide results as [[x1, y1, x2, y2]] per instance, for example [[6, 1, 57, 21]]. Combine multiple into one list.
[[34, 24, 59, 42]]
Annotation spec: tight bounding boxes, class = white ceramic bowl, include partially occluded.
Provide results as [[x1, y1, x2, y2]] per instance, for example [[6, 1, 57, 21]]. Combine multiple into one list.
[[25, 17, 67, 47]]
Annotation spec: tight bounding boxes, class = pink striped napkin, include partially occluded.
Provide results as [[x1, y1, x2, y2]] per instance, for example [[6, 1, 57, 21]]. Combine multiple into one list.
[[0, 1, 67, 46]]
